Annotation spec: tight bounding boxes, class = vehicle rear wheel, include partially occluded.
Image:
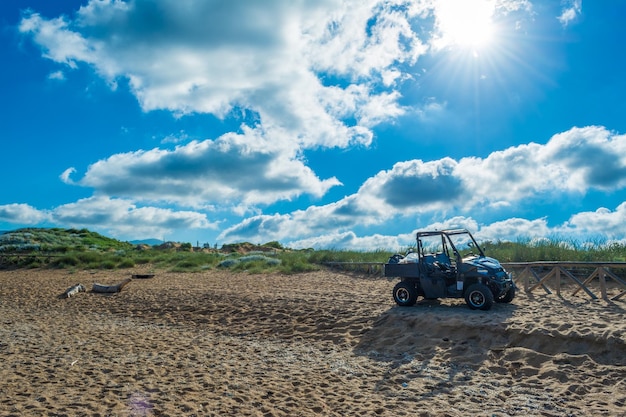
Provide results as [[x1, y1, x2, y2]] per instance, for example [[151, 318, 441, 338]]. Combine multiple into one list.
[[393, 281, 418, 307], [464, 283, 494, 310], [496, 286, 516, 303]]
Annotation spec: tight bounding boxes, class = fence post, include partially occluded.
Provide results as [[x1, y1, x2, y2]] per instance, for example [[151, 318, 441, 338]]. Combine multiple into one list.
[[599, 267, 608, 301]]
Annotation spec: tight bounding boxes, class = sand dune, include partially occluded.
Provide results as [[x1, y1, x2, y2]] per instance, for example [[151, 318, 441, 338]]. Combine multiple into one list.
[[1, 268, 625, 416]]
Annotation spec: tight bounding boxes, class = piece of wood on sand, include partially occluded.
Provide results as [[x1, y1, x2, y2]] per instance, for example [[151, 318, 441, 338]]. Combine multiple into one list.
[[132, 274, 155, 279], [62, 283, 86, 298], [92, 278, 132, 294]]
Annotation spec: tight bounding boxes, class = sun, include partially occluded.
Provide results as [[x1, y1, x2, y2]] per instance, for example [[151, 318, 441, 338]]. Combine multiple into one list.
[[433, 0, 497, 51]]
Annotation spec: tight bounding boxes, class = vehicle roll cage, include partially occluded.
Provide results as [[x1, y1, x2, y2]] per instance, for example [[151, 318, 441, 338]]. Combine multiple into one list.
[[415, 229, 485, 260]]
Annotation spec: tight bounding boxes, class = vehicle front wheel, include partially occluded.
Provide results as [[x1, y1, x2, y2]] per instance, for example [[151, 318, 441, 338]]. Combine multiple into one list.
[[464, 283, 494, 310], [496, 286, 516, 303], [393, 282, 418, 307]]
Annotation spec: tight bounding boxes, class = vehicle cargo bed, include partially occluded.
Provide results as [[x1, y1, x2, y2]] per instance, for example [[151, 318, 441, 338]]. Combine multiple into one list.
[[384, 262, 420, 278]]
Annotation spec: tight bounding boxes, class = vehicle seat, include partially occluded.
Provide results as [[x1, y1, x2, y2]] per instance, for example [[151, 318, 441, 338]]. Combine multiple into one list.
[[422, 254, 436, 265], [434, 252, 450, 264]]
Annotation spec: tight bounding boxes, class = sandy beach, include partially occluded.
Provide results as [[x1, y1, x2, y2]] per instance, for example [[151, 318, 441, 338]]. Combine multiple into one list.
[[1, 268, 625, 416]]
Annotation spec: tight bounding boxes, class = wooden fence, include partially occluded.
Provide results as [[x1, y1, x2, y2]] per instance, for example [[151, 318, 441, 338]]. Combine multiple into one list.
[[502, 261, 626, 301], [325, 261, 626, 301]]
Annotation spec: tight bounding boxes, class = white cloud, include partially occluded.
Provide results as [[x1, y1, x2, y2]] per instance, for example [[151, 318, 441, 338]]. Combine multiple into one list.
[[288, 230, 415, 252], [48, 70, 65, 81], [541, 126, 626, 190], [217, 195, 383, 244], [557, 0, 582, 27], [0, 204, 50, 224], [559, 203, 626, 239], [305, 1, 428, 77], [281, 209, 626, 251], [18, 13, 96, 69], [417, 216, 480, 234], [356, 90, 405, 127], [161, 131, 190, 145], [51, 196, 217, 239], [220, 126, 626, 244], [357, 157, 463, 213], [59, 167, 76, 184], [70, 127, 341, 208], [19, 0, 540, 226], [459, 126, 626, 205], [20, 0, 529, 151], [18, 0, 434, 150], [474, 217, 551, 242], [293, 207, 626, 251]]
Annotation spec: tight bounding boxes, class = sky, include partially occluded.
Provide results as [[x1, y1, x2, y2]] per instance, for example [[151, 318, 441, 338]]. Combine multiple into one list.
[[1, 0, 626, 250]]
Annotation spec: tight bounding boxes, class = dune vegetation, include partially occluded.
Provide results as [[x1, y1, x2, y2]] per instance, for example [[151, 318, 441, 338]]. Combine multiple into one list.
[[0, 228, 625, 274]]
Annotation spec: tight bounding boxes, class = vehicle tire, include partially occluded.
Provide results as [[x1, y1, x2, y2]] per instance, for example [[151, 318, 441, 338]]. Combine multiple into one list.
[[496, 286, 516, 303], [464, 283, 494, 311], [393, 282, 418, 307]]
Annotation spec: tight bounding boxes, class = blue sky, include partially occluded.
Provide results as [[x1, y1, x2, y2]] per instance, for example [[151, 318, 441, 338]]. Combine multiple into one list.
[[2, 0, 626, 250]]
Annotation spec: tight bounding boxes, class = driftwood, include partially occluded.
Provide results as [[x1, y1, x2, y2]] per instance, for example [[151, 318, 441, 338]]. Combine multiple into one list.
[[132, 274, 155, 279], [62, 283, 86, 298], [92, 278, 132, 294]]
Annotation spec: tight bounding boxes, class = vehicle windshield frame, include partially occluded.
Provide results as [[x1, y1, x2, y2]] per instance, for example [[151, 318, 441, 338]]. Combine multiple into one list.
[[416, 229, 485, 259]]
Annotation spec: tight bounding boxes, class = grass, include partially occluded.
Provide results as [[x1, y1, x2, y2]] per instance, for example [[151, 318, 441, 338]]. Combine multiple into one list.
[[482, 238, 626, 263], [1, 228, 625, 273]]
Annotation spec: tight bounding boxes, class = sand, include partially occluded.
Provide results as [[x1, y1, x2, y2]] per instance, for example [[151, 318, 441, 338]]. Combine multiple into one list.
[[1, 268, 625, 416]]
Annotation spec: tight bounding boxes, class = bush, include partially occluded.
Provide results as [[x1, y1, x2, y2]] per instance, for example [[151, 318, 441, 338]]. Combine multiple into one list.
[[100, 260, 117, 269], [52, 255, 80, 268], [172, 259, 202, 271], [281, 259, 318, 274], [264, 241, 283, 250], [239, 254, 279, 264], [77, 252, 102, 264], [133, 257, 152, 265], [217, 258, 239, 268], [118, 259, 135, 268]]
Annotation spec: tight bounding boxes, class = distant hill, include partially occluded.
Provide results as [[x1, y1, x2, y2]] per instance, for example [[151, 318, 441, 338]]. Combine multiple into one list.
[[129, 238, 163, 246]]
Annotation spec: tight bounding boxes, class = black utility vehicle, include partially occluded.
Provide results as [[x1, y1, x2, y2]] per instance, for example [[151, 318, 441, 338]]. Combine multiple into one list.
[[385, 229, 515, 310]]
